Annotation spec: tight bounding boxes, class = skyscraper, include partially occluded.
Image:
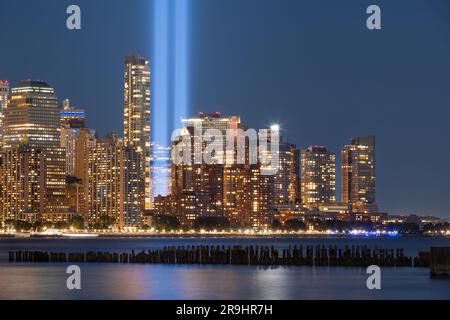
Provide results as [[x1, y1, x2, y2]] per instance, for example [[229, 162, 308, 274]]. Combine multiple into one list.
[[170, 113, 242, 224], [0, 80, 7, 108], [0, 80, 8, 149], [171, 129, 224, 224], [1, 146, 46, 222], [341, 136, 377, 213], [248, 165, 274, 228], [171, 113, 277, 228], [123, 54, 151, 210], [87, 132, 142, 228], [74, 127, 96, 219], [274, 139, 300, 205], [3, 80, 60, 148], [301, 145, 336, 207], [60, 99, 86, 176], [1, 80, 68, 222]]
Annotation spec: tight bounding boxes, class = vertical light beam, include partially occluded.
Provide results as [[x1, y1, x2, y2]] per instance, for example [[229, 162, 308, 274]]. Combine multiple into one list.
[[174, 0, 190, 129], [153, 0, 170, 146], [152, 0, 190, 198]]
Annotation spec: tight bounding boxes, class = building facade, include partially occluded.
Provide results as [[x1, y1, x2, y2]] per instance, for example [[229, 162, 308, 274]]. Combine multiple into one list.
[[0, 80, 8, 149], [341, 136, 377, 213], [1, 80, 68, 222], [60, 98, 86, 176], [274, 139, 299, 205], [86, 133, 142, 229], [3, 80, 61, 148], [170, 113, 278, 228], [301, 145, 336, 207], [123, 54, 151, 210]]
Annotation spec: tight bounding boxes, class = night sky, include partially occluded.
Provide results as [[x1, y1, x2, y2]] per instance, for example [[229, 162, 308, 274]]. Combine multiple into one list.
[[1, 0, 450, 217]]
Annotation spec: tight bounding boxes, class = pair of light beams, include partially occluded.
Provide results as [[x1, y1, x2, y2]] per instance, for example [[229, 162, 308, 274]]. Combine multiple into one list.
[[153, 0, 189, 147], [152, 0, 189, 197]]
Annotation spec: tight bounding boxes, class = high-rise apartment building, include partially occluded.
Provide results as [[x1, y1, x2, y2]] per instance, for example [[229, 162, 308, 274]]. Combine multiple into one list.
[[248, 165, 274, 228], [170, 113, 241, 224], [123, 54, 151, 210], [0, 80, 8, 149], [0, 80, 7, 108], [341, 136, 377, 213], [301, 145, 336, 207], [171, 113, 278, 228], [1, 152, 68, 222], [74, 127, 96, 218], [87, 132, 142, 228], [1, 146, 45, 221], [274, 139, 299, 205], [171, 128, 224, 224]]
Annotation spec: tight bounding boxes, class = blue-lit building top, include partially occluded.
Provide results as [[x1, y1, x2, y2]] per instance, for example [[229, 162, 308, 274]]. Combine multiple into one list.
[[60, 110, 86, 129]]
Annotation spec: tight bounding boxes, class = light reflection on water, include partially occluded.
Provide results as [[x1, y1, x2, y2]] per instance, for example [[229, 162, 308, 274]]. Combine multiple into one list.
[[0, 237, 449, 300]]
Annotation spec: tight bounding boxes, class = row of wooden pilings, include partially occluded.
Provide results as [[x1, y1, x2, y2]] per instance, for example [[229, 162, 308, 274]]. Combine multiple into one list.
[[8, 245, 431, 267]]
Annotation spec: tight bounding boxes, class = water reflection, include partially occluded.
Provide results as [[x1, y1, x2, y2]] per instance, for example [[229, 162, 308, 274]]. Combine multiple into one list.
[[1, 237, 450, 300]]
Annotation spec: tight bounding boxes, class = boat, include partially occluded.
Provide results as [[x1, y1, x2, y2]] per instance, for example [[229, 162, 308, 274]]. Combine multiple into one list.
[[14, 232, 31, 238], [31, 229, 62, 238], [61, 233, 99, 238]]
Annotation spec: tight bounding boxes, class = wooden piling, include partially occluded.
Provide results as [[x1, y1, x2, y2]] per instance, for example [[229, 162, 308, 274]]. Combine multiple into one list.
[[430, 247, 450, 277]]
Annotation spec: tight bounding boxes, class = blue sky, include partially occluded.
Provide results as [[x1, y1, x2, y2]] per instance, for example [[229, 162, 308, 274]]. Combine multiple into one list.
[[1, 0, 450, 217]]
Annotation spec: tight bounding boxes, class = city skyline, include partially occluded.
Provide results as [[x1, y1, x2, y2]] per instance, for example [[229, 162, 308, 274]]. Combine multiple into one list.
[[0, 75, 391, 229], [0, 75, 447, 221], [2, 0, 450, 306], [1, 0, 450, 218]]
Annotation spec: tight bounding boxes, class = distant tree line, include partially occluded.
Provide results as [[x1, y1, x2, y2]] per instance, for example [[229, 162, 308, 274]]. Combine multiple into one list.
[[2, 216, 85, 232], [2, 214, 448, 235]]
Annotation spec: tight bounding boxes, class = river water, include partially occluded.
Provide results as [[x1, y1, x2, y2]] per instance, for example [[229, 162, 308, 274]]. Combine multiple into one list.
[[1, 236, 449, 300]]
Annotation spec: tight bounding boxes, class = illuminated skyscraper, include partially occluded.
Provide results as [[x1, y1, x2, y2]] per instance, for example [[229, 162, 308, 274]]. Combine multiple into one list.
[[1, 80, 68, 222], [0, 80, 7, 108], [41, 146, 69, 219], [170, 113, 242, 224], [172, 113, 277, 228], [1, 146, 46, 221], [60, 99, 86, 176], [123, 54, 151, 209], [248, 165, 274, 228], [274, 139, 300, 205], [301, 145, 336, 207], [0, 80, 8, 149], [341, 136, 377, 213], [87, 132, 142, 228], [223, 164, 250, 226], [74, 127, 96, 219], [3, 80, 60, 148], [171, 129, 224, 224]]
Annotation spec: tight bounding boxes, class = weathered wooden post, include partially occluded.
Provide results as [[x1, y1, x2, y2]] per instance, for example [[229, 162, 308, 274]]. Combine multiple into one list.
[[430, 247, 450, 277]]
